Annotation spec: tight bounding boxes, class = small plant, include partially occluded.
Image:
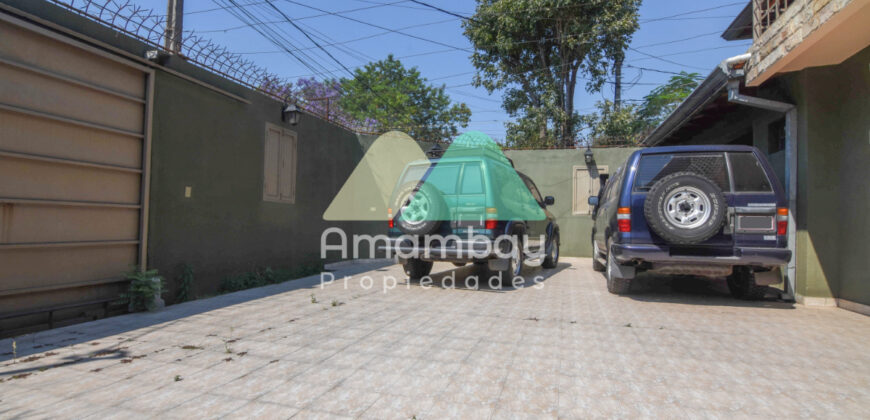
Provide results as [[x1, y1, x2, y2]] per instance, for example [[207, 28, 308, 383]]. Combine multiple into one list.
[[180, 345, 203, 350], [310, 293, 318, 304], [331, 299, 338, 307], [174, 375, 183, 382], [176, 264, 194, 303], [122, 268, 164, 312], [12, 340, 16, 363]]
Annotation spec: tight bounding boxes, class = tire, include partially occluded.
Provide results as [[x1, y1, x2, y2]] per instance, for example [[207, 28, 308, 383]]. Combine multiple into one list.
[[392, 182, 445, 236], [499, 234, 524, 287], [592, 240, 606, 272], [727, 266, 767, 300], [403, 258, 433, 279], [605, 244, 632, 295], [452, 262, 466, 267], [644, 172, 727, 245], [542, 232, 559, 269]]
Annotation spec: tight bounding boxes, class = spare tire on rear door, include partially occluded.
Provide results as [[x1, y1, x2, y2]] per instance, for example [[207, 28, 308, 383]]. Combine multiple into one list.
[[643, 171, 726, 245], [392, 182, 445, 235]]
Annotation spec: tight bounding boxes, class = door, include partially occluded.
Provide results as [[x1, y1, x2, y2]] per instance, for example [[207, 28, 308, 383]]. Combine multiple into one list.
[[454, 162, 486, 231], [0, 14, 153, 334]]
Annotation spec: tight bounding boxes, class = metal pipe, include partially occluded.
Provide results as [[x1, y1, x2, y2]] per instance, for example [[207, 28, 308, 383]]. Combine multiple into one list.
[[723, 75, 798, 301]]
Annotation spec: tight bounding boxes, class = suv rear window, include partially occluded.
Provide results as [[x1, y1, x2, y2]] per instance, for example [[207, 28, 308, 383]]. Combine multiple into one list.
[[634, 153, 730, 192], [728, 152, 772, 192]]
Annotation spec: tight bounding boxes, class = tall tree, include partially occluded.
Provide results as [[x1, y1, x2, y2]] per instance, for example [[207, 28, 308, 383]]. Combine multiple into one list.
[[581, 71, 703, 145], [463, 0, 641, 148], [338, 55, 471, 141]]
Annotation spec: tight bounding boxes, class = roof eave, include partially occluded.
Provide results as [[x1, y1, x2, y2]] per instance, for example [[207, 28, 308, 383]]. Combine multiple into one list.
[[640, 67, 729, 146]]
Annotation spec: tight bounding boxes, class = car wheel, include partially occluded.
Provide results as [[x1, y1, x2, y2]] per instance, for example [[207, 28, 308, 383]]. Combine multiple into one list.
[[727, 266, 767, 300], [392, 182, 445, 236], [592, 241, 605, 272], [403, 258, 433, 279], [643, 172, 727, 245], [542, 232, 559, 269], [605, 242, 632, 295], [499, 234, 524, 287]]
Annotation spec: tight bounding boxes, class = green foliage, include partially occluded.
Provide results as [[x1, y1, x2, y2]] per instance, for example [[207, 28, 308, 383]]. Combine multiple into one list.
[[637, 71, 703, 124], [464, 0, 641, 147], [581, 72, 703, 145], [176, 263, 194, 303], [123, 268, 164, 312], [338, 55, 471, 141], [219, 261, 325, 294]]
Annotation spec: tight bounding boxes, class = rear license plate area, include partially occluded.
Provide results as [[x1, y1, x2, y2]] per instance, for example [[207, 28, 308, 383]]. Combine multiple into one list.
[[736, 214, 775, 233]]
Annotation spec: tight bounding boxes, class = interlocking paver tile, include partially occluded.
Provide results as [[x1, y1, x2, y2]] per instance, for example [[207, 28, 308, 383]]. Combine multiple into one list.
[[2, 258, 870, 419]]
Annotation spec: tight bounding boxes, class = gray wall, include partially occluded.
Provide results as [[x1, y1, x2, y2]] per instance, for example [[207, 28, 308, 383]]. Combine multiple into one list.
[[505, 148, 640, 257]]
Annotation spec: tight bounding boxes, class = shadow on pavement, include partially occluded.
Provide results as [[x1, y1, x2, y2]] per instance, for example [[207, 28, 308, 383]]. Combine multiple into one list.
[[405, 261, 570, 292], [626, 271, 795, 309], [0, 260, 395, 365]]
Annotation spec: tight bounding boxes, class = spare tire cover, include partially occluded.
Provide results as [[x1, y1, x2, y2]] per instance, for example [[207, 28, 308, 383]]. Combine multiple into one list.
[[643, 171, 727, 245], [392, 182, 445, 235]]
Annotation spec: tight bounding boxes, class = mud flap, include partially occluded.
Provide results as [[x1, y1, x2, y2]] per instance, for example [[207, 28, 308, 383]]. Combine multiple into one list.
[[609, 253, 636, 279], [755, 266, 783, 286], [488, 258, 509, 272]]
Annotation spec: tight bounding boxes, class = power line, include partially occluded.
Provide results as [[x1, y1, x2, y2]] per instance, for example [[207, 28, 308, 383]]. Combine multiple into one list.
[[639, 1, 746, 23], [407, 0, 473, 21], [282, 0, 472, 52]]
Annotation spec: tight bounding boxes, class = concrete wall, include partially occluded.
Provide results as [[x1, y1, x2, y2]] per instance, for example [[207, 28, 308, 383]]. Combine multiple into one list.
[[147, 72, 375, 300], [505, 148, 641, 257]]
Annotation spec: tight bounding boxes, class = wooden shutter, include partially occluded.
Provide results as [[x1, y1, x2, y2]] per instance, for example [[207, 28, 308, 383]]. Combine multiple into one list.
[[278, 131, 297, 203], [263, 125, 280, 201], [572, 166, 608, 215]]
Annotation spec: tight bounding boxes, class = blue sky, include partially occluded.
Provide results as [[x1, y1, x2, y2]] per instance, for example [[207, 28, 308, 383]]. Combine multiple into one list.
[[132, 0, 751, 140]]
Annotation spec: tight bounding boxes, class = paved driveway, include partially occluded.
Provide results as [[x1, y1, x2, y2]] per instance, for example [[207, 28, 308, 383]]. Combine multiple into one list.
[[2, 258, 869, 419]]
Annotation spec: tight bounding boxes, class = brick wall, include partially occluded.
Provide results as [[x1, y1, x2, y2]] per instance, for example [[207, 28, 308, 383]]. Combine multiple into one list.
[[747, 0, 854, 84]]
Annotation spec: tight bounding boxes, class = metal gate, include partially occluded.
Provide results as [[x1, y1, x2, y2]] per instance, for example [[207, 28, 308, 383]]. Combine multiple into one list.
[[0, 12, 152, 335]]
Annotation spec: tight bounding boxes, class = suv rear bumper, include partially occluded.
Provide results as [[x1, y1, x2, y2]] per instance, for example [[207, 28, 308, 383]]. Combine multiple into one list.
[[378, 238, 498, 262], [610, 243, 791, 267]]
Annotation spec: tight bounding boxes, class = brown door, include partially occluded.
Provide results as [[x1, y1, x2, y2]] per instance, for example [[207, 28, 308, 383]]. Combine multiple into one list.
[[0, 14, 153, 334]]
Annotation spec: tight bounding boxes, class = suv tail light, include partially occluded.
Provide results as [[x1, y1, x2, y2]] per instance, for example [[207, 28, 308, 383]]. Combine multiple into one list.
[[776, 208, 788, 236], [617, 207, 631, 233], [388, 208, 394, 228], [485, 207, 498, 230]]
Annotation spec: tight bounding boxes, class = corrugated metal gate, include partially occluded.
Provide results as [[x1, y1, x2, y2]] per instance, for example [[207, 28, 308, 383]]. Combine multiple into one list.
[[0, 12, 152, 335]]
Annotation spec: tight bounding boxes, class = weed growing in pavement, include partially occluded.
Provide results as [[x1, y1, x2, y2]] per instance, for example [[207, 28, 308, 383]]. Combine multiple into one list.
[[310, 293, 318, 304], [11, 340, 16, 363], [174, 375, 183, 382], [331, 299, 343, 307]]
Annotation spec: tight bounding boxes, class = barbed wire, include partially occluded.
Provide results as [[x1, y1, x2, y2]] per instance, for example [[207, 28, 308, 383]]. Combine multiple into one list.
[[48, 0, 381, 134]]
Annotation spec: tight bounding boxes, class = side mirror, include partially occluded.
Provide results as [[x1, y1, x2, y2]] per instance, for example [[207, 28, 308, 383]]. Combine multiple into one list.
[[587, 196, 599, 207], [544, 196, 555, 206]]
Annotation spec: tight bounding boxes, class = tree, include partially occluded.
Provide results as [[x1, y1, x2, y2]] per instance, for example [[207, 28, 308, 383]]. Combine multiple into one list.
[[581, 71, 703, 145], [463, 0, 641, 148], [338, 55, 471, 141]]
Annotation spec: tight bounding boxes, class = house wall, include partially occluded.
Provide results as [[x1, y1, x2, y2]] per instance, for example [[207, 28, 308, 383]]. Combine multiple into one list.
[[784, 45, 870, 306], [505, 148, 641, 257]]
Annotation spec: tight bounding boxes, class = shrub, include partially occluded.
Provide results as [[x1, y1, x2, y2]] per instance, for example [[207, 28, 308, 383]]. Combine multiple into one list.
[[123, 268, 164, 312]]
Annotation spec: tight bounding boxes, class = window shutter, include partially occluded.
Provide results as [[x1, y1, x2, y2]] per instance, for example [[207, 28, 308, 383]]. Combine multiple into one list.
[[278, 131, 297, 203], [263, 127, 280, 201]]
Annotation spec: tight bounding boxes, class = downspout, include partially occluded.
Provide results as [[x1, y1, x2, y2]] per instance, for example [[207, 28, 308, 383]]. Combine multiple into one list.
[[720, 53, 797, 301]]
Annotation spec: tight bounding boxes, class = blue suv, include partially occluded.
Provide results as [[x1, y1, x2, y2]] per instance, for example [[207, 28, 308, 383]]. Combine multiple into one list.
[[588, 145, 790, 299]]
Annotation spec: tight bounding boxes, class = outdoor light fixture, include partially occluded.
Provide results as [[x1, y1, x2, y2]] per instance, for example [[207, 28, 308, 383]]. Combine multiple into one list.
[[144, 49, 169, 64], [282, 103, 300, 125], [584, 146, 594, 164]]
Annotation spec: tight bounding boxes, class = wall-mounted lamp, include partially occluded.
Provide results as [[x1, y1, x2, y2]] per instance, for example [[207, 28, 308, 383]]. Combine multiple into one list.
[[282, 103, 300, 125], [584, 146, 594, 164], [144, 49, 169, 65]]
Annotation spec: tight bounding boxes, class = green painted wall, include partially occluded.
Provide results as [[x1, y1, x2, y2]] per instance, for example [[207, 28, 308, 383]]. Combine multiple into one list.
[[505, 148, 640, 257], [147, 72, 373, 300], [786, 45, 870, 305]]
